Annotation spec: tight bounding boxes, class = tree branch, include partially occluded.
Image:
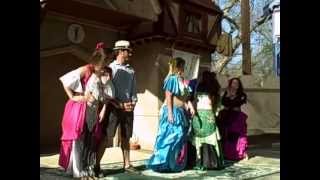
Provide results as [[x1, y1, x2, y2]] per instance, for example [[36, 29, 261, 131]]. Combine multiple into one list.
[[253, 29, 272, 42], [218, 42, 241, 73], [251, 15, 270, 32], [223, 14, 240, 30], [223, 0, 240, 14], [214, 3, 271, 73]]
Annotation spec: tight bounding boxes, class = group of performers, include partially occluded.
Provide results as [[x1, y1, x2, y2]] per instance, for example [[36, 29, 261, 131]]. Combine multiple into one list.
[[57, 40, 248, 179], [147, 58, 248, 172]]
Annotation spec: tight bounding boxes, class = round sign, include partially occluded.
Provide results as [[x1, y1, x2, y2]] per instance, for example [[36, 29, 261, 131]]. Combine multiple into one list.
[[67, 24, 85, 44]]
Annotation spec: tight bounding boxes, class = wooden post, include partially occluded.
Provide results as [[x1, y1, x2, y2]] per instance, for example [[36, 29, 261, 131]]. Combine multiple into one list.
[[40, 0, 48, 25], [241, 0, 251, 75]]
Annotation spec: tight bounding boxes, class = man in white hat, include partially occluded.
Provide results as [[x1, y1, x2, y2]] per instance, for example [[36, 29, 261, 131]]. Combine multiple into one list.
[[95, 40, 138, 175]]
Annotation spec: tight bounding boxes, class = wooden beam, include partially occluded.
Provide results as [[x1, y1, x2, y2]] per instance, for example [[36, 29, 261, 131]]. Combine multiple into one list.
[[46, 11, 122, 32], [165, 0, 179, 35], [241, 0, 252, 75], [47, 0, 147, 29], [40, 45, 91, 63], [40, 1, 48, 25], [207, 15, 222, 44]]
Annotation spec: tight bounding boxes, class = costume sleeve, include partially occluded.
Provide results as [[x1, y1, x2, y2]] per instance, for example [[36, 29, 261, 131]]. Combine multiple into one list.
[[59, 68, 83, 93], [131, 74, 138, 102], [238, 93, 247, 105], [163, 75, 180, 96]]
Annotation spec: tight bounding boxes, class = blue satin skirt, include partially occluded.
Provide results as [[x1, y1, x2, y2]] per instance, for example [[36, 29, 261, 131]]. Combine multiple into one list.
[[146, 105, 189, 172]]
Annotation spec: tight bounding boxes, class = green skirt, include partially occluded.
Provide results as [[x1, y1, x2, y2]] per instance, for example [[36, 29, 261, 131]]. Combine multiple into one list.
[[191, 109, 224, 169]]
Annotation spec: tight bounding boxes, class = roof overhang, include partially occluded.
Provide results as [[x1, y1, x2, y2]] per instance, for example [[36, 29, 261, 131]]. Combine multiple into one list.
[[46, 0, 152, 30]]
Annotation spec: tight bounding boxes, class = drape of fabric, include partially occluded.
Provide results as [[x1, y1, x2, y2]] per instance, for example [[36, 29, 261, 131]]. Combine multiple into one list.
[[190, 92, 224, 169], [146, 75, 190, 172], [85, 74, 115, 140], [218, 109, 248, 161], [66, 124, 99, 178], [218, 91, 248, 161], [58, 64, 93, 170]]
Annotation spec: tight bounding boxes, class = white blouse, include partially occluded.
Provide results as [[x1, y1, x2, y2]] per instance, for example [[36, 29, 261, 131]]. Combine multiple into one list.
[[196, 94, 212, 110], [59, 68, 84, 93], [85, 74, 115, 131], [85, 73, 115, 103]]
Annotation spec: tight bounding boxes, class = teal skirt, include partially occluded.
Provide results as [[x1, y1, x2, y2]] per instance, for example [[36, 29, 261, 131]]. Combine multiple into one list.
[[146, 105, 189, 172]]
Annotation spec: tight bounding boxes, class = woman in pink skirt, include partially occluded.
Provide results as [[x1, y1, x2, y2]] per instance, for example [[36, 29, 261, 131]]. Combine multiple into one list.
[[58, 42, 113, 179], [217, 78, 248, 161]]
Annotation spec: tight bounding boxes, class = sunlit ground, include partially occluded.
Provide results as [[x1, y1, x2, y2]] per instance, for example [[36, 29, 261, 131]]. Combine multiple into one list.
[[40, 135, 280, 180]]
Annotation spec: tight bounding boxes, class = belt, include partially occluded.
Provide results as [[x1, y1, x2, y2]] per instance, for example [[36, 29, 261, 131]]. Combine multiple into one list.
[[224, 107, 241, 111], [74, 92, 84, 96]]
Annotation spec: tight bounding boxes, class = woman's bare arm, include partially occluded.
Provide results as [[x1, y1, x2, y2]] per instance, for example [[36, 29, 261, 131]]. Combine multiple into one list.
[[186, 101, 195, 117], [166, 91, 174, 123], [62, 66, 89, 102], [99, 104, 106, 123]]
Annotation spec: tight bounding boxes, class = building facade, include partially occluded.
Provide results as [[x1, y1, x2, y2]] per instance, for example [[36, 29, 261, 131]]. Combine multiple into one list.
[[40, 0, 223, 152]]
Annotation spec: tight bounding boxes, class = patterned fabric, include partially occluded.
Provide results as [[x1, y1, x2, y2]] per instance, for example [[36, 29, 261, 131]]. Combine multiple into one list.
[[192, 110, 216, 138], [190, 93, 224, 169], [85, 74, 115, 132]]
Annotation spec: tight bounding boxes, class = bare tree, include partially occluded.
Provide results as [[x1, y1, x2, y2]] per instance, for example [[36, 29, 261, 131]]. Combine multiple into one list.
[[212, 0, 272, 74]]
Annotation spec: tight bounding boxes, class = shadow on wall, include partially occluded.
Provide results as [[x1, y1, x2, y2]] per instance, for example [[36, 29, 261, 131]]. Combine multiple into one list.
[[217, 75, 280, 135], [130, 43, 171, 103], [40, 53, 87, 153]]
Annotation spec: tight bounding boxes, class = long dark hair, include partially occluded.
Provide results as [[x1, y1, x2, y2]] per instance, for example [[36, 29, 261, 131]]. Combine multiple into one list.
[[103, 66, 113, 79], [176, 57, 185, 70], [228, 77, 244, 95], [197, 71, 221, 110]]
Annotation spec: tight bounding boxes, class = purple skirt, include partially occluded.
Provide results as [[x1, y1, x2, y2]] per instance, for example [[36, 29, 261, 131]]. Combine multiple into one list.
[[217, 109, 248, 161]]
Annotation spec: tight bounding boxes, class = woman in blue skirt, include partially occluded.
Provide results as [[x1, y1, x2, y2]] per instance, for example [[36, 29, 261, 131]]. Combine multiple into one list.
[[146, 57, 195, 172]]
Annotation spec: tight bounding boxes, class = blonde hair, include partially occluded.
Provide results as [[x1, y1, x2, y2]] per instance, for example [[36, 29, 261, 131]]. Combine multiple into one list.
[[167, 57, 185, 76]]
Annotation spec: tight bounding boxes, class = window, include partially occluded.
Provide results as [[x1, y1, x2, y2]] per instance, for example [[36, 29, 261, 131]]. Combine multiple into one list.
[[185, 12, 202, 34]]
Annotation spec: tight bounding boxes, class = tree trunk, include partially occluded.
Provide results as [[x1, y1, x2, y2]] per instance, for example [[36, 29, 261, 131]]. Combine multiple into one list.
[[212, 0, 269, 73], [241, 0, 251, 74]]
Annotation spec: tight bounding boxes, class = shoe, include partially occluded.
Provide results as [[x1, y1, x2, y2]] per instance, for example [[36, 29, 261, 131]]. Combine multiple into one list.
[[241, 153, 249, 161], [94, 166, 104, 178], [124, 165, 140, 174], [193, 165, 205, 171]]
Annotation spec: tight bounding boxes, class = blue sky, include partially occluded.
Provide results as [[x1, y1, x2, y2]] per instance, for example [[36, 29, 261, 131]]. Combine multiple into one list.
[[215, 0, 273, 68]]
